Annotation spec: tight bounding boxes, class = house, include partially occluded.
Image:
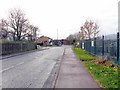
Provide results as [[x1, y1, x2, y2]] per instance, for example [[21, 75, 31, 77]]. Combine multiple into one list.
[[36, 36, 53, 46]]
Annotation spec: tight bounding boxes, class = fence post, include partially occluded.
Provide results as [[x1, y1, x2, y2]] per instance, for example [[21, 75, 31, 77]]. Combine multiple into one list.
[[102, 35, 104, 56], [117, 32, 120, 65], [86, 39, 88, 52], [84, 40, 86, 50], [89, 39, 91, 53], [21, 43, 22, 52], [79, 40, 81, 48], [81, 40, 83, 49], [94, 38, 96, 55], [80, 40, 82, 48]]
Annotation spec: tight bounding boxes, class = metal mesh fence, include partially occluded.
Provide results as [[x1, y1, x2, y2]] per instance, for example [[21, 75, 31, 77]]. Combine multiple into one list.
[[79, 32, 120, 65]]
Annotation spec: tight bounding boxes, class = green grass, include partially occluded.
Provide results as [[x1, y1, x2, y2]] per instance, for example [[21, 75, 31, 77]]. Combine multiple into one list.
[[84, 62, 118, 88], [73, 48, 119, 88], [72, 48, 95, 61]]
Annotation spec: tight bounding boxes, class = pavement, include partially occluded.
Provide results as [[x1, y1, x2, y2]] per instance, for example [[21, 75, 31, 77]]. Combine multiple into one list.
[[55, 46, 100, 88]]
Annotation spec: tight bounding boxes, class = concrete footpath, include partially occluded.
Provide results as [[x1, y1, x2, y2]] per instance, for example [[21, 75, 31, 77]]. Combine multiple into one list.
[[55, 46, 100, 88]]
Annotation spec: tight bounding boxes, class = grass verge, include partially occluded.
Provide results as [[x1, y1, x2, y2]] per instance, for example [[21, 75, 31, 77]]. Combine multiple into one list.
[[72, 48, 95, 61], [72, 48, 119, 88]]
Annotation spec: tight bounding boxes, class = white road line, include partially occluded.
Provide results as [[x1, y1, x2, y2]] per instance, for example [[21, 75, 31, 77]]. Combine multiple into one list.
[[0, 62, 24, 73]]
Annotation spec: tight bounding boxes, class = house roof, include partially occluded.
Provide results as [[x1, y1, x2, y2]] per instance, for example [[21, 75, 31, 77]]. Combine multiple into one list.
[[36, 36, 52, 43]]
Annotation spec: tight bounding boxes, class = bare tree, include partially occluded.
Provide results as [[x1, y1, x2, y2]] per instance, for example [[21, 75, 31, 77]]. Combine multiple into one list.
[[0, 19, 8, 39], [66, 34, 74, 41], [79, 26, 86, 40], [20, 24, 38, 41], [66, 34, 76, 44], [93, 23, 99, 38], [80, 20, 99, 39], [29, 25, 38, 40], [8, 9, 28, 41]]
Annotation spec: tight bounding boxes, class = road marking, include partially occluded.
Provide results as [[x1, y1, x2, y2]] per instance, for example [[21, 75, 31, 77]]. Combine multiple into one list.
[[0, 62, 24, 73]]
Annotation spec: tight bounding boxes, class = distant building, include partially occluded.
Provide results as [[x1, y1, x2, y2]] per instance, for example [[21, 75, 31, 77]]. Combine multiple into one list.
[[52, 39, 62, 46], [36, 36, 53, 46], [62, 39, 70, 45], [52, 39, 69, 45]]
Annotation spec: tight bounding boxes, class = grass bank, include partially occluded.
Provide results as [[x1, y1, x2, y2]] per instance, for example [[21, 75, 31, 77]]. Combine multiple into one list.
[[72, 48, 119, 88]]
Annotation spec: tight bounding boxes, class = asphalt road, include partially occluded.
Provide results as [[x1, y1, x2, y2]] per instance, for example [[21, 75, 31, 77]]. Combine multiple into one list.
[[1, 46, 65, 88]]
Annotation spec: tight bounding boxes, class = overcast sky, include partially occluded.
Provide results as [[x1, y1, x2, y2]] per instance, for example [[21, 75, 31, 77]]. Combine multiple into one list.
[[0, 0, 119, 39]]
